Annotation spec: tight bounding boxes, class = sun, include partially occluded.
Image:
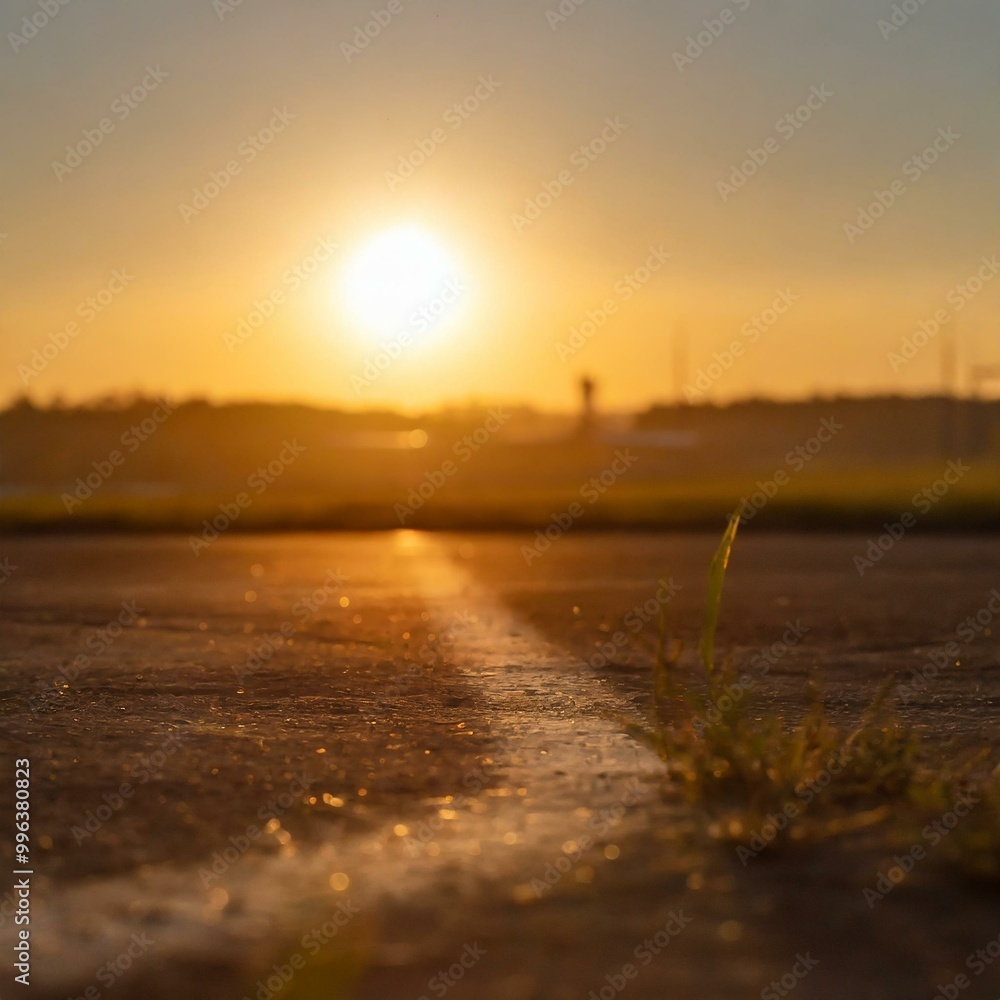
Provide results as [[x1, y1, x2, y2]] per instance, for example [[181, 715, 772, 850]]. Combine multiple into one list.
[[341, 226, 464, 340]]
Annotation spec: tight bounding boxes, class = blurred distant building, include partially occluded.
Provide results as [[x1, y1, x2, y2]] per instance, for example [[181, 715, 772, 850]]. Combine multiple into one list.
[[578, 375, 596, 439]]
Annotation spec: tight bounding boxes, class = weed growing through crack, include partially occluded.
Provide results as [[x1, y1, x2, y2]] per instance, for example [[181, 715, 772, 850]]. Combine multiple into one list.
[[629, 504, 995, 859]]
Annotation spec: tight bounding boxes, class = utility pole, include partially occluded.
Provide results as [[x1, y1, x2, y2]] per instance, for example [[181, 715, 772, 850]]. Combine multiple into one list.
[[939, 323, 958, 457], [672, 323, 688, 406], [969, 360, 1000, 458]]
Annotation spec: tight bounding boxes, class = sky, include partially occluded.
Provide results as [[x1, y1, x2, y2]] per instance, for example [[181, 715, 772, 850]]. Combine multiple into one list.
[[1, 0, 997, 412]]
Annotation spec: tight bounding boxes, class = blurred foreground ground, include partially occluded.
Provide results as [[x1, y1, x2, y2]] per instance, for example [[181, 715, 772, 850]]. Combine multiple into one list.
[[0, 531, 998, 999]]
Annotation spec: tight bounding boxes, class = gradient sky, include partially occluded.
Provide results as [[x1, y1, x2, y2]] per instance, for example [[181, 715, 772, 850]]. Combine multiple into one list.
[[2, 0, 997, 412]]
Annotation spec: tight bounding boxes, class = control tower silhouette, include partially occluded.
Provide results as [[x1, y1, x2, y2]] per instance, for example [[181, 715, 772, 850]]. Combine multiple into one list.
[[577, 375, 596, 439]]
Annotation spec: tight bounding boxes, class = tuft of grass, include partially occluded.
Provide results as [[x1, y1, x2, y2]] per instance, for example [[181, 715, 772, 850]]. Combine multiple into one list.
[[628, 506, 982, 850], [898, 764, 1000, 882]]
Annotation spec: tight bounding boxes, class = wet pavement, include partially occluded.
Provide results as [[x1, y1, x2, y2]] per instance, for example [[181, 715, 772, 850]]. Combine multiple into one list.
[[0, 531, 998, 999]]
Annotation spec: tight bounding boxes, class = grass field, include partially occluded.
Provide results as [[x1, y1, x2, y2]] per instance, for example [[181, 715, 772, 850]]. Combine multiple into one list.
[[5, 461, 998, 531]]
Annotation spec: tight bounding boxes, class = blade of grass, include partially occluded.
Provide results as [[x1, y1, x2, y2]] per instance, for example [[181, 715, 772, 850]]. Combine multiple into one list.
[[698, 502, 746, 675]]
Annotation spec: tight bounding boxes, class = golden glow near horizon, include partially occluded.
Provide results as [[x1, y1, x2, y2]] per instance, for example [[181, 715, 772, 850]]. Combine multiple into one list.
[[1, 1, 997, 411]]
